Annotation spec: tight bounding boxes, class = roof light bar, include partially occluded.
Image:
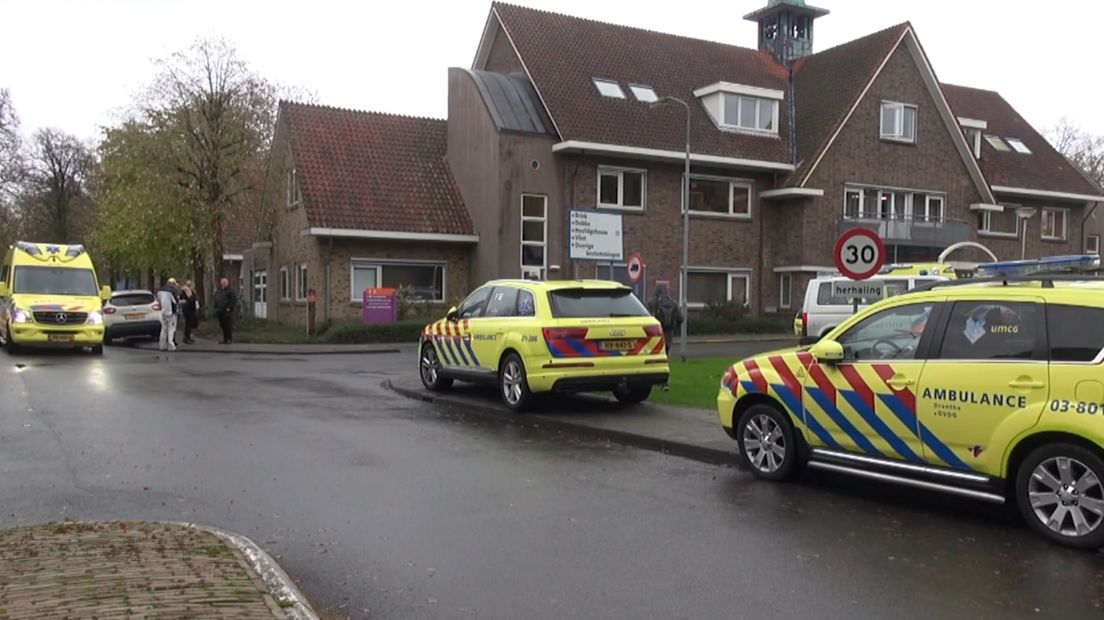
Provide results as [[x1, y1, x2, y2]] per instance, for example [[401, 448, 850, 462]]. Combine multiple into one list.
[[976, 255, 1100, 278]]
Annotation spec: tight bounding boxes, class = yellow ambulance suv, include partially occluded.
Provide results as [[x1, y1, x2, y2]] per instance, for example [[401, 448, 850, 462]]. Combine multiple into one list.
[[0, 241, 111, 355], [718, 271, 1104, 548], [419, 280, 670, 412]]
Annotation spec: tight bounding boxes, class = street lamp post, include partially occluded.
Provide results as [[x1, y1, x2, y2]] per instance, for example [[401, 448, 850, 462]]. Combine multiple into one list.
[[1016, 207, 1037, 260], [652, 96, 691, 361]]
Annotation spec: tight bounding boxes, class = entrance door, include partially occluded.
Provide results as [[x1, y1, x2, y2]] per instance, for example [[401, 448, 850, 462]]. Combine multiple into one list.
[[252, 270, 267, 319], [916, 298, 1048, 474]]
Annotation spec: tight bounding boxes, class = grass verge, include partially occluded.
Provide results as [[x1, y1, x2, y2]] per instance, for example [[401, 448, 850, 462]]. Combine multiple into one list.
[[647, 356, 734, 410]]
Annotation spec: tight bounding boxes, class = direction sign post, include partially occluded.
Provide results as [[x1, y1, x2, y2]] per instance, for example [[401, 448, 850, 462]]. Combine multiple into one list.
[[833, 228, 886, 314]]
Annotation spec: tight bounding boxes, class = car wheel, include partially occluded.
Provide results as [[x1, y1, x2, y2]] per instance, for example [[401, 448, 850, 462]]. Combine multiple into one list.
[[1015, 443, 1104, 549], [613, 385, 651, 405], [736, 403, 803, 481], [499, 352, 533, 412], [104, 336, 114, 346], [91, 344, 104, 356], [419, 343, 453, 391], [4, 327, 19, 355]]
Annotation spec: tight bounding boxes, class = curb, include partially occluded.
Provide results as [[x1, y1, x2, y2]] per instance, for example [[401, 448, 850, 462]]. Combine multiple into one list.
[[688, 335, 798, 344], [184, 522, 319, 620], [127, 343, 402, 356], [384, 380, 738, 467]]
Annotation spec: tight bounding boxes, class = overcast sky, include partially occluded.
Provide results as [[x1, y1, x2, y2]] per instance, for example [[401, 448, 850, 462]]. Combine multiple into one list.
[[2, 0, 1101, 142]]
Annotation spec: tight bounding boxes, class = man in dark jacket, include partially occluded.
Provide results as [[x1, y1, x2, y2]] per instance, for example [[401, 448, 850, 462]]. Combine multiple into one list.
[[649, 283, 682, 355], [212, 277, 238, 344]]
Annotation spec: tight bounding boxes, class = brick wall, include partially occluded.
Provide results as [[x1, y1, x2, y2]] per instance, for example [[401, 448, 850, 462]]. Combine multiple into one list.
[[266, 142, 320, 327]]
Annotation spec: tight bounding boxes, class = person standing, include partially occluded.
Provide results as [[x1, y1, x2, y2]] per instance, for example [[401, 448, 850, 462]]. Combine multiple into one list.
[[649, 283, 682, 355], [212, 277, 238, 344], [179, 281, 200, 344], [156, 278, 180, 352]]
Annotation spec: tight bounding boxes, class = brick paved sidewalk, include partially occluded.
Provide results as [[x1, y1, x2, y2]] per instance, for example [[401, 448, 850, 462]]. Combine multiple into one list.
[[0, 521, 295, 619]]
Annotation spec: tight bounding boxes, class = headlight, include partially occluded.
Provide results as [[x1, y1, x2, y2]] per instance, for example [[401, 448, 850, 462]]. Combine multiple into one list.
[[86, 311, 103, 325], [12, 309, 30, 323]]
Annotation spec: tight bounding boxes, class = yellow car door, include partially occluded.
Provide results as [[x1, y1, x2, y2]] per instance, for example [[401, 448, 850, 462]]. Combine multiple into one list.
[[438, 286, 493, 374], [915, 297, 1049, 476]]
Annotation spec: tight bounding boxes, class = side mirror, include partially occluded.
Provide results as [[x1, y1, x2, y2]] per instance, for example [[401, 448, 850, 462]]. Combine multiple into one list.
[[809, 339, 844, 364], [446, 306, 459, 321], [0, 282, 8, 298], [99, 285, 112, 301]]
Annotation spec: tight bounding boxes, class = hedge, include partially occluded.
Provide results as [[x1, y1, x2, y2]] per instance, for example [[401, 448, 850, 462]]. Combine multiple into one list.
[[316, 319, 427, 344], [687, 315, 792, 336]]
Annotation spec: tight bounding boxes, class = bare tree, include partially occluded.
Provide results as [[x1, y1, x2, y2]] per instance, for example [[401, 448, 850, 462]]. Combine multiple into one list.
[[0, 89, 23, 203], [1049, 117, 1104, 188], [19, 128, 95, 243]]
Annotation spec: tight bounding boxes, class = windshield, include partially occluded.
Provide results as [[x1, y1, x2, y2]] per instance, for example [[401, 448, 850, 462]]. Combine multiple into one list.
[[548, 288, 650, 318], [13, 266, 98, 296]]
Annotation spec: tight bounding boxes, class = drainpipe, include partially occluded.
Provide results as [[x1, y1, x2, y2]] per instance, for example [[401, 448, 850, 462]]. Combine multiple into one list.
[[326, 237, 333, 326]]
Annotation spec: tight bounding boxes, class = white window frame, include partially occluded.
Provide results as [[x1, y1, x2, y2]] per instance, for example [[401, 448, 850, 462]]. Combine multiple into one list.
[[592, 78, 626, 99], [842, 184, 945, 223], [279, 266, 290, 301], [252, 270, 267, 304], [295, 263, 307, 302], [978, 207, 1020, 238], [985, 135, 1011, 152], [1041, 207, 1069, 241], [628, 84, 658, 103], [349, 259, 447, 303], [686, 174, 753, 219], [1087, 234, 1101, 255], [287, 168, 302, 209], [682, 268, 753, 309], [921, 195, 944, 224], [597, 166, 646, 211], [880, 101, 917, 143], [963, 127, 982, 159], [720, 94, 778, 134], [1006, 138, 1032, 154], [779, 273, 792, 309], [521, 194, 547, 280]]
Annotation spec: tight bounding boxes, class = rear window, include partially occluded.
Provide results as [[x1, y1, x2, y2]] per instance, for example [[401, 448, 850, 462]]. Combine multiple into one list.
[[111, 293, 155, 307], [816, 282, 878, 306], [1047, 304, 1104, 362], [548, 288, 650, 318]]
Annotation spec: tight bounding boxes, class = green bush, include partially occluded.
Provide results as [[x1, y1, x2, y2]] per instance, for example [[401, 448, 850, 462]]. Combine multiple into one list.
[[687, 314, 791, 336], [316, 319, 427, 344]]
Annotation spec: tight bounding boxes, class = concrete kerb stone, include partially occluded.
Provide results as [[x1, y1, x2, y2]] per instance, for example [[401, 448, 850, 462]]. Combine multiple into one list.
[[128, 341, 401, 356], [181, 522, 319, 620], [384, 379, 739, 467]]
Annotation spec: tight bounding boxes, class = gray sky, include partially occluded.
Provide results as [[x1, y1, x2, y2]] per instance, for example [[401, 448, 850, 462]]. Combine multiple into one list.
[[2, 0, 1101, 142]]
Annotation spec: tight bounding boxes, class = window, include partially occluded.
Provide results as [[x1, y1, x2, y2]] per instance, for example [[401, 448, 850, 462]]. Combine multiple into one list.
[[937, 301, 1041, 361], [1088, 234, 1100, 255], [516, 289, 536, 317], [721, 94, 777, 133], [596, 263, 644, 300], [1006, 138, 1032, 154], [920, 195, 944, 223], [287, 168, 302, 208], [963, 126, 982, 159], [978, 208, 1019, 237], [985, 135, 1011, 152], [350, 261, 445, 302], [843, 185, 944, 222], [1048, 305, 1104, 362], [686, 271, 750, 307], [837, 303, 934, 361], [279, 266, 290, 301], [548, 288, 650, 319], [816, 281, 880, 307], [484, 287, 519, 318], [456, 287, 493, 319], [295, 263, 307, 301], [880, 102, 917, 143], [1041, 208, 1068, 241], [779, 273, 792, 309], [689, 176, 752, 217], [109, 292, 155, 308], [628, 84, 658, 103], [252, 270, 267, 304], [13, 267, 98, 296], [521, 194, 547, 279], [593, 78, 625, 99], [597, 167, 646, 210]]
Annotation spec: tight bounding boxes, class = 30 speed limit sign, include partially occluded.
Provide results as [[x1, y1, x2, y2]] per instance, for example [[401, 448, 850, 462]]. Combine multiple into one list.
[[833, 228, 886, 280]]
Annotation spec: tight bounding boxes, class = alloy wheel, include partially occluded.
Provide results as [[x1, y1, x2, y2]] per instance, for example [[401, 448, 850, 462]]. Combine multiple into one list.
[[420, 346, 439, 385], [502, 360, 523, 405], [1028, 456, 1104, 537], [742, 414, 787, 473]]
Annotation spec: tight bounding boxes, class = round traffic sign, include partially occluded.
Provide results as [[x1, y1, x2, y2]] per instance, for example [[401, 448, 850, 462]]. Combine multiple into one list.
[[626, 252, 644, 284], [833, 229, 886, 280]]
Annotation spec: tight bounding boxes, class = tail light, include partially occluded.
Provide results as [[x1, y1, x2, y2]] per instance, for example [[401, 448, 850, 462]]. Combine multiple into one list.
[[542, 327, 587, 341], [151, 302, 161, 311], [801, 312, 808, 337], [643, 324, 664, 337], [103, 307, 117, 315]]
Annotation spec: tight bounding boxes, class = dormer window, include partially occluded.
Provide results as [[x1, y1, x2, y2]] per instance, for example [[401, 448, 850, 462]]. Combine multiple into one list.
[[592, 78, 626, 99], [958, 117, 987, 159], [693, 82, 782, 135], [880, 101, 916, 143], [1006, 138, 1032, 154]]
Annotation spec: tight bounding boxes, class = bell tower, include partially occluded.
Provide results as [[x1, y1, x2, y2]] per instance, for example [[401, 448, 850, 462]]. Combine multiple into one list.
[[744, 0, 829, 65]]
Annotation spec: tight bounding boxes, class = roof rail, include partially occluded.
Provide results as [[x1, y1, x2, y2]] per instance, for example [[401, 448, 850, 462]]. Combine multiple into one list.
[[909, 274, 1104, 293]]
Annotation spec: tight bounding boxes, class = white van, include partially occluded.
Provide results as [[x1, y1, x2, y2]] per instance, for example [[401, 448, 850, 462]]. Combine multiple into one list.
[[794, 274, 946, 340]]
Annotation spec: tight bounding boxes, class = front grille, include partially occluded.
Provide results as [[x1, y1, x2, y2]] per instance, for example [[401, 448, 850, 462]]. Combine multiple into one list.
[[33, 311, 88, 326]]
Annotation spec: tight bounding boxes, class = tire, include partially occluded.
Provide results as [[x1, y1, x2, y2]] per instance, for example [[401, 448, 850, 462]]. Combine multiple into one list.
[[735, 403, 803, 481], [4, 327, 19, 355], [418, 343, 453, 391], [90, 344, 104, 356], [499, 352, 533, 413], [1015, 443, 1104, 549], [614, 385, 651, 405]]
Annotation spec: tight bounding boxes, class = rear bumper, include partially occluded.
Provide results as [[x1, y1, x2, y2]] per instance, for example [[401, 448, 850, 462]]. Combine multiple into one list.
[[10, 324, 103, 346], [549, 372, 669, 393], [105, 320, 162, 338]]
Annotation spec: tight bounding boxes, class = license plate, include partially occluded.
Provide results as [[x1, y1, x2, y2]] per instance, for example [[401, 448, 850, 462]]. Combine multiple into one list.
[[124, 313, 145, 320], [48, 334, 74, 343], [600, 340, 635, 352]]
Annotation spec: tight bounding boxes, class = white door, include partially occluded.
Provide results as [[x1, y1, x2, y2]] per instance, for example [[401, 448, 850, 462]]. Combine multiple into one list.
[[253, 270, 267, 319]]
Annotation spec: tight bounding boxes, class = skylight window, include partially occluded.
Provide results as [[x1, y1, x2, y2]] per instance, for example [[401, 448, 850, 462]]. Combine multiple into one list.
[[629, 84, 658, 103], [985, 135, 1011, 152], [593, 78, 626, 99], [1006, 138, 1032, 154]]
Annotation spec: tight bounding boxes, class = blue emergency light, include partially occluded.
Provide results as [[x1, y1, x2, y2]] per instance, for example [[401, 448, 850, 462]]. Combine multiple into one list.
[[976, 255, 1101, 278]]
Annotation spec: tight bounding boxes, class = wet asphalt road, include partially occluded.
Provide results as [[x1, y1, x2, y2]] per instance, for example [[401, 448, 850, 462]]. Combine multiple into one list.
[[1, 347, 1101, 619]]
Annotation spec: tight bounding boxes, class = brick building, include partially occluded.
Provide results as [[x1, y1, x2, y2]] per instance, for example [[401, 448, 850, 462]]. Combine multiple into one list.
[[252, 1, 1102, 326]]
